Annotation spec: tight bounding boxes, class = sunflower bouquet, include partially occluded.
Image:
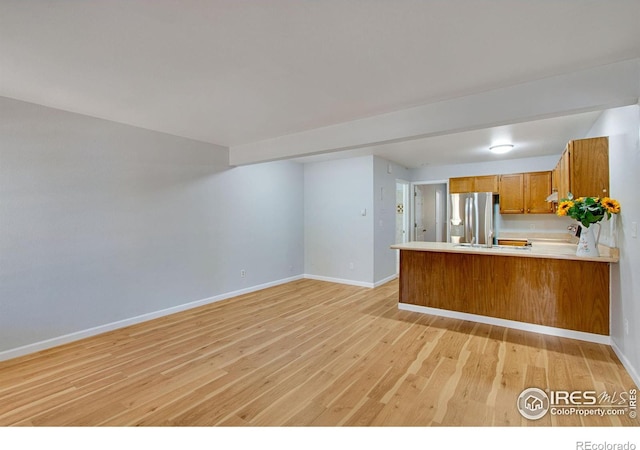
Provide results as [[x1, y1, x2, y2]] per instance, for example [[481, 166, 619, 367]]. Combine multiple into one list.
[[557, 193, 621, 227]]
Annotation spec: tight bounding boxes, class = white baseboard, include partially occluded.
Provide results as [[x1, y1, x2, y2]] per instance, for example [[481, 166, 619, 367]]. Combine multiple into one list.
[[611, 340, 640, 388], [374, 274, 398, 287], [303, 273, 397, 289], [0, 274, 304, 362], [303, 274, 374, 288], [398, 302, 611, 345]]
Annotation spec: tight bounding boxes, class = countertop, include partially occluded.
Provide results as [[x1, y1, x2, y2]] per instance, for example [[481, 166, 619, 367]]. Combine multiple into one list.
[[390, 241, 619, 263]]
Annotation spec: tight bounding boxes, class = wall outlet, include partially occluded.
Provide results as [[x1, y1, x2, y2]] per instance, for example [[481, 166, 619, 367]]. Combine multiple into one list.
[[240, 269, 246, 278], [632, 222, 638, 239], [625, 319, 629, 335], [349, 262, 354, 270]]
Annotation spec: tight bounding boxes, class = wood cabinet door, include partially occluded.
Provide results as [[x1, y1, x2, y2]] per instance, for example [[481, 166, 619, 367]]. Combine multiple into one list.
[[473, 175, 499, 193], [449, 177, 474, 193], [570, 136, 609, 198], [524, 171, 553, 214], [551, 161, 559, 194], [499, 173, 524, 214], [558, 146, 571, 200]]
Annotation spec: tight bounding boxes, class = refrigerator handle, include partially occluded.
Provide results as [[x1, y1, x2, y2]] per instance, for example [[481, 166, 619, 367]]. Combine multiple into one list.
[[464, 197, 468, 242], [465, 197, 472, 244], [470, 197, 475, 245], [485, 194, 493, 247]]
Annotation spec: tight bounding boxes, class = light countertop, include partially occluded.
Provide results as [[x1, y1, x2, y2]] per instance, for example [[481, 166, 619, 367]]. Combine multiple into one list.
[[390, 241, 619, 263]]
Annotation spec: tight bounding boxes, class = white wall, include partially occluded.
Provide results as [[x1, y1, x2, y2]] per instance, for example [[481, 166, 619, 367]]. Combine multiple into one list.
[[303, 155, 408, 286], [204, 161, 305, 293], [0, 97, 304, 356], [304, 156, 374, 285], [373, 157, 410, 284], [584, 104, 640, 386]]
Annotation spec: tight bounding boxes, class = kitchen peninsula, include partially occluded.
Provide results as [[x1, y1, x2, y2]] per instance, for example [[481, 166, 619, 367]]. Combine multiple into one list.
[[391, 241, 619, 339]]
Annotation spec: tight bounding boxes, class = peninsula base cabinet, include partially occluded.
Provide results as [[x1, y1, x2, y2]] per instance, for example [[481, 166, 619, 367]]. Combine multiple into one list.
[[399, 250, 609, 335]]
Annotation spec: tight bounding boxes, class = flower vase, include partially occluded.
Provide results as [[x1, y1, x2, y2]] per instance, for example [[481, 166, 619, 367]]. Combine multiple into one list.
[[576, 223, 600, 257]]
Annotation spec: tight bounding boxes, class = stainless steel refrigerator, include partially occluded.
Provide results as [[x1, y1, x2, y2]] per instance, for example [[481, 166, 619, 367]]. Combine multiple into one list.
[[449, 192, 494, 246]]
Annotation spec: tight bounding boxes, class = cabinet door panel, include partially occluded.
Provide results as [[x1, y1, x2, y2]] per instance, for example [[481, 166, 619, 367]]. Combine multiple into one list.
[[524, 171, 553, 214], [474, 175, 499, 193], [570, 137, 609, 198], [449, 177, 474, 193], [499, 174, 524, 214]]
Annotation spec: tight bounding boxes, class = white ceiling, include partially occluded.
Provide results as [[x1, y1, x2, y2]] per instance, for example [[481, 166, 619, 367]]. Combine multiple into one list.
[[1, 1, 639, 166], [293, 110, 604, 168]]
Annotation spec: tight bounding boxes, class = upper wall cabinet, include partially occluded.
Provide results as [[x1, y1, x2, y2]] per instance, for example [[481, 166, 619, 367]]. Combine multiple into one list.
[[449, 175, 499, 194], [554, 136, 609, 200], [499, 171, 553, 214]]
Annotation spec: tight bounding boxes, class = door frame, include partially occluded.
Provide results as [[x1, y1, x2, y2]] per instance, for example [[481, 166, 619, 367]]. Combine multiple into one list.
[[395, 179, 411, 245], [411, 179, 450, 243], [395, 179, 411, 275]]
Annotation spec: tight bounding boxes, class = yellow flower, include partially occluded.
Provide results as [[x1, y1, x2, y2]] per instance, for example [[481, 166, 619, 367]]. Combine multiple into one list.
[[602, 197, 621, 214], [576, 197, 585, 202], [557, 200, 574, 216]]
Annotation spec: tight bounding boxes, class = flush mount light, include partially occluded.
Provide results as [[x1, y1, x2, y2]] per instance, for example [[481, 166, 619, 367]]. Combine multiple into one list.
[[489, 144, 514, 154]]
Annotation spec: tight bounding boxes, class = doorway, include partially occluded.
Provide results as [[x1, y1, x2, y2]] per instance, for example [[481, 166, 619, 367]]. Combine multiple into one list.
[[413, 183, 447, 242]]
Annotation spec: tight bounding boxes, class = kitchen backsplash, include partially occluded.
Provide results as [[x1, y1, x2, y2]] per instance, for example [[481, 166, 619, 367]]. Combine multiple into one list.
[[495, 206, 618, 248]]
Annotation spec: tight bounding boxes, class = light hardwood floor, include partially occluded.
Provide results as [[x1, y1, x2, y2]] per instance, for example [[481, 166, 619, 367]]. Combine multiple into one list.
[[0, 279, 637, 426]]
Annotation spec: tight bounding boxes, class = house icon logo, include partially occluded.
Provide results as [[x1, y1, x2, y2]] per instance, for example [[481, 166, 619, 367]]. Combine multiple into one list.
[[526, 395, 544, 411], [517, 388, 550, 420]]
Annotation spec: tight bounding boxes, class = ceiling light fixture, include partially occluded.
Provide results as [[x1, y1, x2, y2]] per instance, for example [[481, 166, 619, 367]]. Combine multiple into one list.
[[489, 144, 514, 154]]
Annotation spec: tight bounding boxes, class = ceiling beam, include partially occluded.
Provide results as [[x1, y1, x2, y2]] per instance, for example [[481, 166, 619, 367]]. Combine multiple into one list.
[[229, 59, 640, 166]]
